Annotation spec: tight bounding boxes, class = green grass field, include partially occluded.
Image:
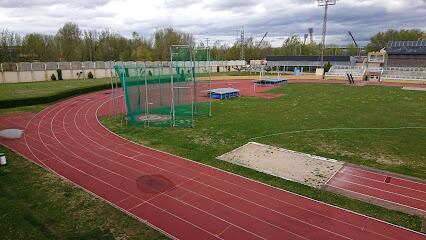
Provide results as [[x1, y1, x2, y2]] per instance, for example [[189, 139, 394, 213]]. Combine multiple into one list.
[[101, 83, 426, 231]]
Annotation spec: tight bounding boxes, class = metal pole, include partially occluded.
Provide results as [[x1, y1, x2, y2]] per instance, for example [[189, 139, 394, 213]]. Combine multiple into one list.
[[144, 64, 150, 127], [113, 61, 120, 116], [208, 48, 212, 117], [158, 63, 163, 107], [120, 62, 128, 126], [170, 47, 176, 127], [190, 47, 195, 128], [320, 2, 328, 67], [109, 61, 115, 116]]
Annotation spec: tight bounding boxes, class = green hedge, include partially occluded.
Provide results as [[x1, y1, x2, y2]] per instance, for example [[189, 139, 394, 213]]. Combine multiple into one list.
[[0, 83, 120, 109]]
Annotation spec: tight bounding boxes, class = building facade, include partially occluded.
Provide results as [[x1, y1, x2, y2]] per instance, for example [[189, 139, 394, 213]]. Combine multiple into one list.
[[386, 41, 426, 67]]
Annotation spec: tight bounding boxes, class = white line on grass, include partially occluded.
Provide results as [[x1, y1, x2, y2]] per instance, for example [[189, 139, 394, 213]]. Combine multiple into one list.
[[249, 126, 426, 141]]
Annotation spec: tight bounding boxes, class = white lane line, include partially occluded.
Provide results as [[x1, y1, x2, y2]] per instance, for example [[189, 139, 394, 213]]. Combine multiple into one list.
[[89, 98, 403, 240], [327, 183, 426, 214], [37, 95, 231, 240], [92, 96, 420, 240], [344, 166, 426, 187], [329, 177, 426, 204], [337, 170, 426, 195], [28, 94, 187, 240], [98, 93, 425, 238]]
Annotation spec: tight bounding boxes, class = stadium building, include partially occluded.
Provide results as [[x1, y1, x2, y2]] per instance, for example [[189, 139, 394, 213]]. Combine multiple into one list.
[[386, 40, 426, 67]]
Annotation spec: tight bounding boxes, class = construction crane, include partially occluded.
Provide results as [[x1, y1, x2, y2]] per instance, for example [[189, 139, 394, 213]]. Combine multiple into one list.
[[255, 32, 269, 48], [347, 31, 361, 56]]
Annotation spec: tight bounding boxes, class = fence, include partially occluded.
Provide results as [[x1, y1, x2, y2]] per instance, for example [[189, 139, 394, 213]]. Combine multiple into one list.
[[0, 60, 246, 83]]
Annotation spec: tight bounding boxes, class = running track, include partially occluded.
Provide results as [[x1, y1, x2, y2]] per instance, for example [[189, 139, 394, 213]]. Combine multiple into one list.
[[326, 165, 426, 217], [1, 90, 425, 239]]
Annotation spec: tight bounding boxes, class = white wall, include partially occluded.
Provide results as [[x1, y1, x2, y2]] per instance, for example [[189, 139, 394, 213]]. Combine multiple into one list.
[[3, 72, 19, 83], [1, 60, 247, 83]]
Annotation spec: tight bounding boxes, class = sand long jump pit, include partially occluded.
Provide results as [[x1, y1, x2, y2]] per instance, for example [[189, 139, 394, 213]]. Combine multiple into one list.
[[217, 142, 343, 188]]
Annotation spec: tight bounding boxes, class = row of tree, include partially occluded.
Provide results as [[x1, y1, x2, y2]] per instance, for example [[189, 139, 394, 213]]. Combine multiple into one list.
[[0, 23, 425, 63]]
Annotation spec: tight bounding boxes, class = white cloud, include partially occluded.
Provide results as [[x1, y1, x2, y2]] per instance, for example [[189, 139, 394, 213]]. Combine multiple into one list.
[[0, 0, 425, 47]]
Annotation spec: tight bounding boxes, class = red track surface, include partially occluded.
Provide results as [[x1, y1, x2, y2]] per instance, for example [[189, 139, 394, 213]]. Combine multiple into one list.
[[326, 165, 426, 217], [1, 86, 425, 239]]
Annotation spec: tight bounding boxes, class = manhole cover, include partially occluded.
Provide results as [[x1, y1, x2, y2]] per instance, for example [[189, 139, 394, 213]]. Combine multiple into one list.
[[137, 114, 171, 123], [0, 129, 24, 139], [136, 175, 175, 194]]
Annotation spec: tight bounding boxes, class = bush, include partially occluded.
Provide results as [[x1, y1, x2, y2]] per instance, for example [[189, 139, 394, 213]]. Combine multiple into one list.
[[51, 74, 57, 81], [87, 71, 94, 79], [57, 69, 63, 80]]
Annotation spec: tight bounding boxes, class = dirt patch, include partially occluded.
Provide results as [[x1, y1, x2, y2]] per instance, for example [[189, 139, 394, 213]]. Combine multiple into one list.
[[137, 114, 171, 123], [375, 155, 405, 165], [217, 142, 343, 188]]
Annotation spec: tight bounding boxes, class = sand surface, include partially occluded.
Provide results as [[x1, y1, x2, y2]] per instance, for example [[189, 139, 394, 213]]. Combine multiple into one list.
[[217, 142, 343, 188]]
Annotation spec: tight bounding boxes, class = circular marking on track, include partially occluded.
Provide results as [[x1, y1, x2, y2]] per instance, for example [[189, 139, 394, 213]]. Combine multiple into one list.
[[136, 175, 175, 194]]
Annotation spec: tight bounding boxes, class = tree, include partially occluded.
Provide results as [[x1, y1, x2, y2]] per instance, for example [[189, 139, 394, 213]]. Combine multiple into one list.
[[366, 29, 424, 52], [22, 34, 45, 61], [153, 28, 194, 60], [281, 35, 302, 55], [0, 30, 22, 62], [56, 22, 82, 61], [83, 30, 98, 61]]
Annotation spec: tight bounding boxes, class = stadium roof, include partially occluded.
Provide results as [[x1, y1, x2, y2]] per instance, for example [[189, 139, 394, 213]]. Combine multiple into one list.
[[387, 41, 426, 55], [266, 55, 351, 62]]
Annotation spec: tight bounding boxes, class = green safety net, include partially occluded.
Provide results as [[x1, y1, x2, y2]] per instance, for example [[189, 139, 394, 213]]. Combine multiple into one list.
[[115, 46, 211, 128], [193, 48, 212, 117]]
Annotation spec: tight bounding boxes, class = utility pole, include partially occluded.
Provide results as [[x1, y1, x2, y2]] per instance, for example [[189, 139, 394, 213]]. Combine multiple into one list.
[[317, 0, 336, 67], [240, 27, 245, 61], [205, 38, 210, 47]]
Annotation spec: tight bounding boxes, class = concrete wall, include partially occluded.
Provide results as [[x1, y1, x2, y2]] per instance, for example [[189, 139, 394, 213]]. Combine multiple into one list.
[[3, 72, 19, 83], [1, 60, 247, 83], [33, 71, 47, 82]]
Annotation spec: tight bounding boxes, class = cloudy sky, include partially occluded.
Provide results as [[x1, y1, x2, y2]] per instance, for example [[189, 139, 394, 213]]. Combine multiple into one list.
[[1, 0, 425, 47]]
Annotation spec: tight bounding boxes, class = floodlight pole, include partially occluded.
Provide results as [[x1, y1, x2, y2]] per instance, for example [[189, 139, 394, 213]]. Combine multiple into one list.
[[317, 0, 336, 67]]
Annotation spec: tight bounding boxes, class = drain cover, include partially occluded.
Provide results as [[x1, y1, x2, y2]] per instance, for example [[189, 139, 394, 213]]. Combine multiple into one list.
[[0, 129, 24, 139]]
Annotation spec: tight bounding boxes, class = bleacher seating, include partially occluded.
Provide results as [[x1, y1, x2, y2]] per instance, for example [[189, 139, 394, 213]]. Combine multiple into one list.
[[326, 65, 426, 81], [325, 65, 366, 77], [381, 67, 426, 80]]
